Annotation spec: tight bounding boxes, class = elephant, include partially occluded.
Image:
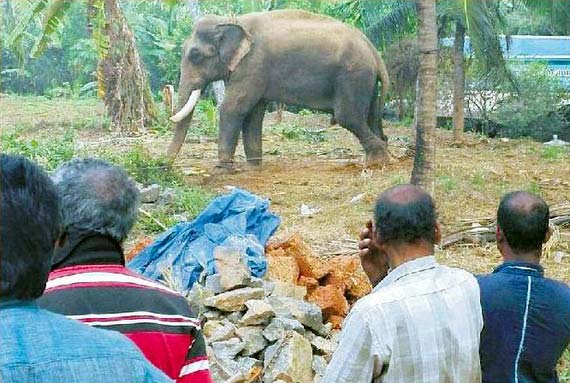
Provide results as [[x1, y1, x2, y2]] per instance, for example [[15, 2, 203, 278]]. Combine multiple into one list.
[[168, 9, 390, 170]]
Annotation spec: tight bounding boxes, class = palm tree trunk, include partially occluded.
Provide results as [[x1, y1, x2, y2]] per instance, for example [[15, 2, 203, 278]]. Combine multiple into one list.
[[100, 0, 156, 133], [410, 0, 437, 190], [452, 21, 466, 143]]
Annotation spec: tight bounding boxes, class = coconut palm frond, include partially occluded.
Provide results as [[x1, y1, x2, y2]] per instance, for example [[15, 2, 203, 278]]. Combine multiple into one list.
[[464, 0, 515, 85], [359, 0, 418, 49], [518, 0, 570, 34]]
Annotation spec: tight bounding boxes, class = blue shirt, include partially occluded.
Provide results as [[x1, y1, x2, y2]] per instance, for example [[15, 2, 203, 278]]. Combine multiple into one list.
[[477, 262, 570, 383], [0, 300, 173, 383]]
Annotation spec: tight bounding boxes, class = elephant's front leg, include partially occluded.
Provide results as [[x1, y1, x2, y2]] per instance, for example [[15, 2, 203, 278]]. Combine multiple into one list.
[[217, 89, 261, 171], [242, 101, 266, 169]]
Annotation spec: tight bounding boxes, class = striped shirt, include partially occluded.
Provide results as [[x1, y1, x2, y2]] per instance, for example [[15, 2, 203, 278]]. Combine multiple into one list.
[[323, 256, 483, 383], [39, 264, 212, 383]]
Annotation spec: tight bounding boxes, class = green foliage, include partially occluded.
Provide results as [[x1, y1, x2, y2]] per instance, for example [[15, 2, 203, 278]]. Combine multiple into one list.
[[489, 63, 567, 140], [194, 99, 218, 137], [136, 184, 213, 234], [526, 180, 541, 194], [437, 175, 458, 192], [32, 0, 73, 58], [124, 1, 193, 91], [1, 129, 75, 171], [384, 38, 419, 119], [277, 123, 327, 143], [109, 144, 182, 186], [470, 172, 487, 190], [541, 146, 570, 161]]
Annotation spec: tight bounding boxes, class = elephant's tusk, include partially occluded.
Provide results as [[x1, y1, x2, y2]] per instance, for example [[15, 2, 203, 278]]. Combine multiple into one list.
[[170, 89, 201, 123]]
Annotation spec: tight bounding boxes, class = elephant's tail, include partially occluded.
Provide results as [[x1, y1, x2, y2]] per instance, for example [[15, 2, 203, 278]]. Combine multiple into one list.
[[376, 54, 390, 100]]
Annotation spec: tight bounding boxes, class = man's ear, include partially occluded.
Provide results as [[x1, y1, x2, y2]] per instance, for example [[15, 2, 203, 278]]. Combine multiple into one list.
[[496, 225, 503, 243], [214, 22, 252, 72], [544, 224, 553, 244], [434, 222, 442, 244]]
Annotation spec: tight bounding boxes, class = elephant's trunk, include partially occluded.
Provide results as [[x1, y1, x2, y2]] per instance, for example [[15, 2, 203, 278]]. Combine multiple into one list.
[[167, 88, 201, 160]]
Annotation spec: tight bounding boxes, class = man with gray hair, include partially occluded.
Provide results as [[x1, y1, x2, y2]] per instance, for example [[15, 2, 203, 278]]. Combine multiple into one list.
[[39, 158, 212, 383]]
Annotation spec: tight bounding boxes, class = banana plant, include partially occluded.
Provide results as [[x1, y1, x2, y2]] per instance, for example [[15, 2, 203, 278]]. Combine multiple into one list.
[[7, 0, 156, 134]]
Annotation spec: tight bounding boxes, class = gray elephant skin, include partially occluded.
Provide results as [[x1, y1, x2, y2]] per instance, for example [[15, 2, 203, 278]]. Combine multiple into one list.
[[169, 9, 390, 169]]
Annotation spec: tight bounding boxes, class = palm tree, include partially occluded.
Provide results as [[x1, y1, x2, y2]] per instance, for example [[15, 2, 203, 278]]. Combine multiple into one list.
[[410, 0, 437, 189], [519, 0, 570, 35], [439, 0, 511, 143], [7, 0, 156, 134], [351, 0, 510, 143]]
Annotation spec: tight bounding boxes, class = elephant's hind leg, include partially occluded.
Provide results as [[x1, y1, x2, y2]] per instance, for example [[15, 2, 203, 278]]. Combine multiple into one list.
[[242, 100, 266, 168], [334, 77, 389, 167]]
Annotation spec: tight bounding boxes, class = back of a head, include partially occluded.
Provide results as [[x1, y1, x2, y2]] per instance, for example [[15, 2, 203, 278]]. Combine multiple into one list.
[[374, 184, 437, 246], [1, 155, 61, 300], [497, 191, 549, 253], [52, 158, 139, 244]]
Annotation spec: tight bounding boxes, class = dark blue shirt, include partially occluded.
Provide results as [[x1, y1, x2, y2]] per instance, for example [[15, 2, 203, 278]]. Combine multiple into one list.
[[477, 262, 570, 383]]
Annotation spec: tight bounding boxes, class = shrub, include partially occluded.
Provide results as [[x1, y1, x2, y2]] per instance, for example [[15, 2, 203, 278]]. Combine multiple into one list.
[[488, 63, 567, 140]]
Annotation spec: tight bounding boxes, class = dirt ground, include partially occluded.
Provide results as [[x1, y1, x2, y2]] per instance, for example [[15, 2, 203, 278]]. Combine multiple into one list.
[[3, 96, 570, 283]]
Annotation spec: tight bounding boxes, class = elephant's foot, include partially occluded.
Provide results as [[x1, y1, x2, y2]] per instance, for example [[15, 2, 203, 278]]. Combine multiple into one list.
[[212, 161, 238, 175], [365, 150, 390, 168], [245, 159, 262, 171]]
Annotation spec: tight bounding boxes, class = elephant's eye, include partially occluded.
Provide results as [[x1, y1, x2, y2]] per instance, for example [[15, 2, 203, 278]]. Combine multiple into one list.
[[188, 48, 203, 64]]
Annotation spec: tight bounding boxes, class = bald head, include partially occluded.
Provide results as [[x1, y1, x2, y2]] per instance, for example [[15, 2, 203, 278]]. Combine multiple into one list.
[[374, 184, 437, 246], [497, 191, 549, 253]]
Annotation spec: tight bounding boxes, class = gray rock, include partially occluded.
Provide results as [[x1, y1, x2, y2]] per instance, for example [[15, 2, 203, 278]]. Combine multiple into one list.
[[315, 322, 333, 337], [204, 287, 265, 312], [139, 184, 161, 203], [312, 355, 328, 376], [240, 299, 275, 326], [314, 375, 323, 383], [249, 277, 266, 288], [303, 330, 317, 342], [330, 330, 342, 345], [236, 326, 268, 357], [206, 345, 240, 383], [268, 296, 324, 332], [263, 331, 313, 383], [186, 283, 215, 317], [214, 246, 251, 291], [205, 321, 236, 344], [262, 280, 276, 295], [205, 274, 224, 295], [203, 310, 222, 320], [271, 281, 307, 300], [212, 338, 245, 360], [226, 311, 244, 324], [157, 187, 176, 205], [263, 317, 305, 342], [311, 336, 337, 356], [236, 356, 261, 374]]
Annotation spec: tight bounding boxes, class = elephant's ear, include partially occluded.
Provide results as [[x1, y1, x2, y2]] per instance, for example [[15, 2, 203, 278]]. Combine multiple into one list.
[[215, 23, 252, 72]]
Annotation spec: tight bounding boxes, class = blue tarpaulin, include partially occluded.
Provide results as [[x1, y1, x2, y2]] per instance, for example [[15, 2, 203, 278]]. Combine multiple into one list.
[[128, 188, 280, 292]]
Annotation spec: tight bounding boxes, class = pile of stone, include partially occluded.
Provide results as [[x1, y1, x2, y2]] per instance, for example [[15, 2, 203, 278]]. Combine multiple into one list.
[[265, 234, 371, 329], [189, 244, 342, 383]]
